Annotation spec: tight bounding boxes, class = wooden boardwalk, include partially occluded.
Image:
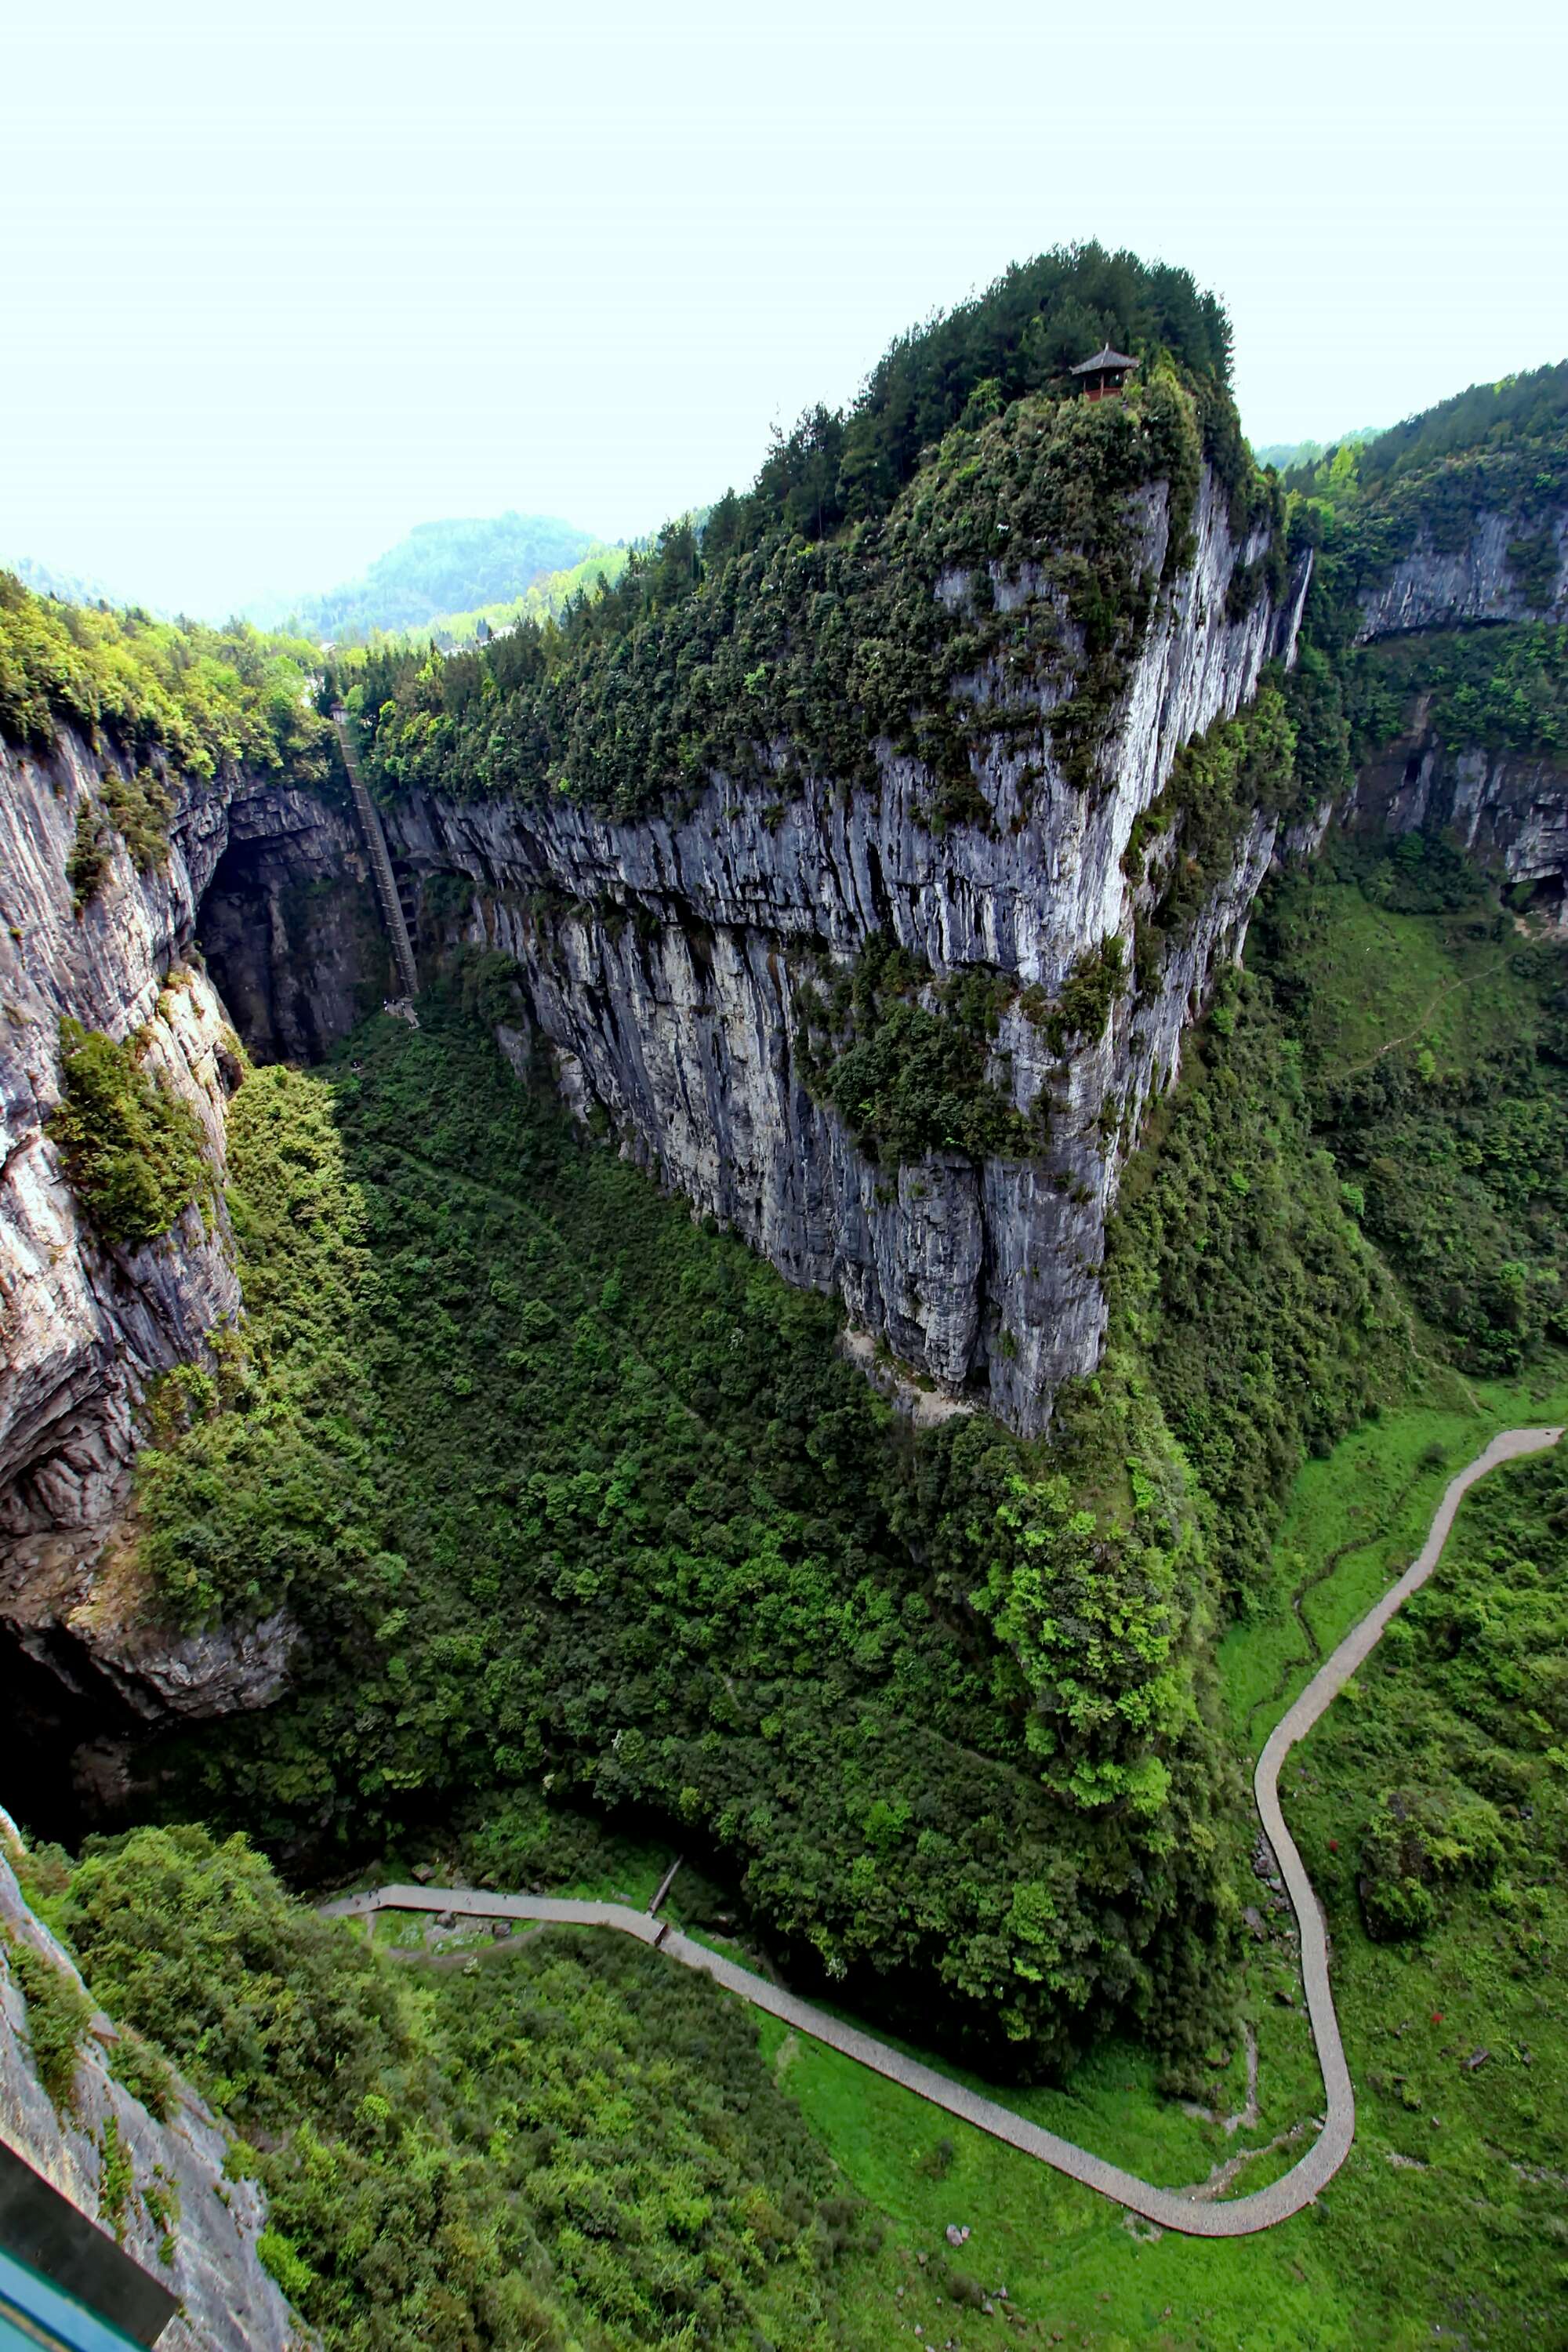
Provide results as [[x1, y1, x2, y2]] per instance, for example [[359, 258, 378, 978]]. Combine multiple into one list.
[[325, 1425, 1561, 2236]]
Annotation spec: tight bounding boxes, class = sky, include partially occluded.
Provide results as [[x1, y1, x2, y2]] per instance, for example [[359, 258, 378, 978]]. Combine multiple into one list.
[[4, 0, 1565, 619]]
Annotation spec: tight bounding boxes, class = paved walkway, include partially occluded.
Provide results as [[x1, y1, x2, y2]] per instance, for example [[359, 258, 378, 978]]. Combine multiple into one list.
[[324, 1425, 1561, 2238]]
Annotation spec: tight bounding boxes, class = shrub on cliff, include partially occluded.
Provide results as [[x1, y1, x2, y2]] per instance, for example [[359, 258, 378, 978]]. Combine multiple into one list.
[[47, 1019, 210, 1248]]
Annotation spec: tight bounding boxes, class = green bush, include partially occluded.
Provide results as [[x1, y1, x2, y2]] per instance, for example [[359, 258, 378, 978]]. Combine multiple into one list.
[[56, 1823, 860, 2350], [67, 802, 109, 909], [2, 1931, 90, 2114], [1344, 622, 1568, 764], [46, 1020, 209, 1248], [799, 933, 1031, 1163], [62, 1826, 409, 2135], [1036, 933, 1126, 1052], [101, 766, 175, 872], [1358, 1788, 1508, 1942]]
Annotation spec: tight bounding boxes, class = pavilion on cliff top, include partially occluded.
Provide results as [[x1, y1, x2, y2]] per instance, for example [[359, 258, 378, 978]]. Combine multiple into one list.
[[1070, 344, 1139, 401]]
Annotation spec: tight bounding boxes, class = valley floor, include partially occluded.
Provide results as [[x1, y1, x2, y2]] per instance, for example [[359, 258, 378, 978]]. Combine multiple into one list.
[[314, 1377, 1566, 2350]]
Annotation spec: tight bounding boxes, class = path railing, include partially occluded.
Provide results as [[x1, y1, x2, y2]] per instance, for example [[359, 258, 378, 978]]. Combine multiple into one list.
[[332, 709, 419, 1002]]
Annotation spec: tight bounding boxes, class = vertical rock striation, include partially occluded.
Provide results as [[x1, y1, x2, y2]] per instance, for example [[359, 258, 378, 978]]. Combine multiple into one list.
[[1353, 735, 1568, 915], [382, 466, 1310, 1431], [1354, 508, 1568, 641], [0, 733, 370, 1719]]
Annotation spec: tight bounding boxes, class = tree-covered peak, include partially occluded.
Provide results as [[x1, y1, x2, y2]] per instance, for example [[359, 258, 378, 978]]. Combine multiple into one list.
[[345, 361, 1272, 818], [260, 510, 603, 644], [703, 241, 1237, 558]]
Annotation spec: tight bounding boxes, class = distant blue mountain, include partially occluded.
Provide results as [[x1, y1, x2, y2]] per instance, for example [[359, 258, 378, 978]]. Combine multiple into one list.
[[3, 553, 138, 608], [260, 512, 599, 642]]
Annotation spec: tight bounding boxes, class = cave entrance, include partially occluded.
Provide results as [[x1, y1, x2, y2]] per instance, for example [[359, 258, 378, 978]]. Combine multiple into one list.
[[197, 833, 388, 1066], [0, 1629, 143, 1847]]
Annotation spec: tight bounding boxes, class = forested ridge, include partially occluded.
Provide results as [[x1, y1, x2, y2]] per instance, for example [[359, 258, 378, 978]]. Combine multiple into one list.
[[257, 511, 601, 644], [333, 243, 1276, 817], [0, 569, 334, 785], [1283, 359, 1568, 647]]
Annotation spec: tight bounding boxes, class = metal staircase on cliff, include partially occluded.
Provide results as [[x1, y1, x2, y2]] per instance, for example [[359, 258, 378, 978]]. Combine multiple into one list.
[[331, 709, 420, 1013]]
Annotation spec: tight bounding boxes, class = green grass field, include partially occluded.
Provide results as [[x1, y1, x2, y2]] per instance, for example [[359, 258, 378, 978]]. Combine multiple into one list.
[[1272, 875, 1534, 1081], [1222, 1359, 1568, 1747]]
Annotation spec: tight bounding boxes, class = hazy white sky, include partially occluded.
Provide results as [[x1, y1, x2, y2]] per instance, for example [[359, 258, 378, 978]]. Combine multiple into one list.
[[4, 0, 1564, 617]]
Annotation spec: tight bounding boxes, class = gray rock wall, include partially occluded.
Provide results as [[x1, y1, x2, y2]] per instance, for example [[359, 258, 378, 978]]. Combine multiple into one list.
[[1353, 734, 1568, 916], [199, 784, 390, 1062], [1356, 507, 1568, 640], [384, 465, 1308, 1431], [1345, 488, 1568, 905], [0, 734, 369, 1725]]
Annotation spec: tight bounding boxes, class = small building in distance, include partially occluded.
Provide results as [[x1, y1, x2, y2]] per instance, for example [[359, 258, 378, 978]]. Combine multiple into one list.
[[1070, 344, 1139, 401]]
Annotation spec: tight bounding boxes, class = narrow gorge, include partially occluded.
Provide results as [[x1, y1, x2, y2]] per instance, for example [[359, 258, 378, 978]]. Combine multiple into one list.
[[5, 339, 1568, 1775]]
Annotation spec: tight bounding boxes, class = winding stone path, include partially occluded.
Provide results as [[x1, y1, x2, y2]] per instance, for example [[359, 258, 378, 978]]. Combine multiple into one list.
[[324, 1425, 1561, 2237]]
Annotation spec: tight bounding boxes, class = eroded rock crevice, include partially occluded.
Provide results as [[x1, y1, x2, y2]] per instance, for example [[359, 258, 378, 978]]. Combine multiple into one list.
[[0, 737, 365, 1730]]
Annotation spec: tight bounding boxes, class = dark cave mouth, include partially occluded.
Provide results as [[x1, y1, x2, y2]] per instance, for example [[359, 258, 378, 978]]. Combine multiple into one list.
[[196, 833, 390, 1067]]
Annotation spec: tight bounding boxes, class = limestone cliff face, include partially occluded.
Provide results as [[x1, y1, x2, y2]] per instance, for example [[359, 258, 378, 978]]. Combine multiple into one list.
[[0, 731, 373, 1725], [1345, 475, 1568, 908], [1356, 506, 1568, 640], [383, 465, 1310, 1431], [0, 1819, 314, 2352], [1353, 732, 1568, 916]]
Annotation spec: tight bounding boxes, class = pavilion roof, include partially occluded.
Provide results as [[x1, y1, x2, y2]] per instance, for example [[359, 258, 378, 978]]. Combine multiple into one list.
[[1069, 345, 1139, 375]]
